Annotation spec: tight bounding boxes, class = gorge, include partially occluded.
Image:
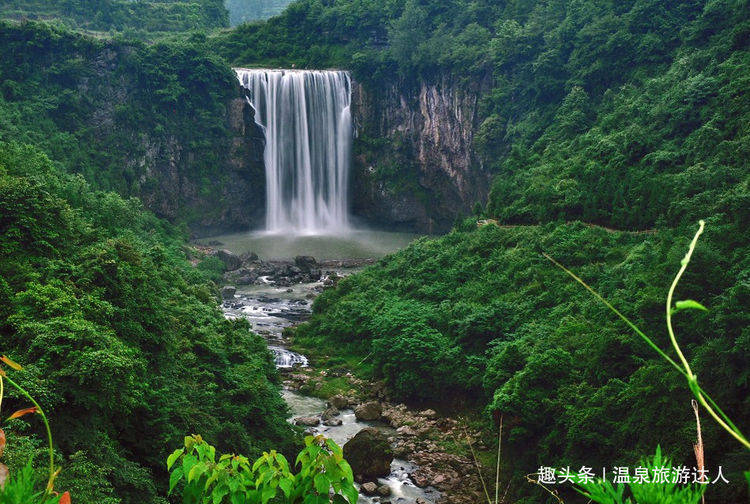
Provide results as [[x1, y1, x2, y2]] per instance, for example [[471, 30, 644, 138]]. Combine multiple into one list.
[[1, 2, 748, 503]]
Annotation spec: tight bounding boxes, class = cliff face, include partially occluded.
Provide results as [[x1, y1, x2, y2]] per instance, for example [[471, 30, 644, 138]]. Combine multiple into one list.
[[129, 89, 266, 237], [9, 29, 267, 238], [351, 74, 491, 232], [80, 45, 266, 237]]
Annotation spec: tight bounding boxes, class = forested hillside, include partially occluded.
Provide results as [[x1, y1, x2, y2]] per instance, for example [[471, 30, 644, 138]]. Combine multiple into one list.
[[0, 0, 748, 503], [210, 0, 749, 233], [0, 0, 228, 35], [225, 0, 750, 501], [0, 142, 294, 503], [0, 21, 267, 235], [295, 219, 749, 502], [225, 0, 294, 25]]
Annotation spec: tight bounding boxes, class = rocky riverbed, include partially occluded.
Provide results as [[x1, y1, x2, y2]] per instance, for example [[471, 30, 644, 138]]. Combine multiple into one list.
[[198, 243, 488, 504], [285, 371, 487, 504]]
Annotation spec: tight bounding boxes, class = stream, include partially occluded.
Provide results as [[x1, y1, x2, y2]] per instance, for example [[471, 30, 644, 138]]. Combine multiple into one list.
[[217, 244, 438, 504]]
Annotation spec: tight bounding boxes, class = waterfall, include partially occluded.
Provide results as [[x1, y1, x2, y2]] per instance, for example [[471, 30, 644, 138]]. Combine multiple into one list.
[[269, 345, 309, 369], [235, 68, 352, 234]]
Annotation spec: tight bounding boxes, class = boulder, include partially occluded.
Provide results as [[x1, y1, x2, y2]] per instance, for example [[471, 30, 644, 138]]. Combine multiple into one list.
[[294, 255, 318, 271], [419, 409, 438, 419], [343, 428, 393, 479], [396, 425, 417, 436], [323, 418, 343, 427], [221, 286, 236, 300], [321, 406, 339, 421], [360, 482, 378, 495], [235, 275, 255, 285], [328, 395, 349, 409], [377, 485, 391, 496], [354, 401, 382, 421], [294, 416, 320, 427], [216, 249, 242, 271], [240, 251, 259, 263]]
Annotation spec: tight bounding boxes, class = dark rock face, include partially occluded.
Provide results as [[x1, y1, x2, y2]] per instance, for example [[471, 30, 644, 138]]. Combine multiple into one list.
[[78, 46, 266, 237], [343, 428, 394, 479], [134, 88, 266, 237], [216, 249, 242, 271], [354, 401, 383, 421], [350, 75, 492, 233]]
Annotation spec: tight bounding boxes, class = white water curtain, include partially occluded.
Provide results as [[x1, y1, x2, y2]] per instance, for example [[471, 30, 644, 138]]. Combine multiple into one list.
[[236, 69, 352, 234]]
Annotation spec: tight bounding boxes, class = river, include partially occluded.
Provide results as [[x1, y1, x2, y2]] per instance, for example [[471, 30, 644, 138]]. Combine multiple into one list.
[[211, 230, 438, 504]]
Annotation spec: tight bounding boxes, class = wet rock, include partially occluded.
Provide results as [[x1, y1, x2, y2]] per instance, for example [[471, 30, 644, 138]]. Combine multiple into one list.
[[376, 485, 391, 497], [323, 417, 343, 427], [354, 401, 382, 421], [293, 416, 320, 426], [323, 272, 340, 287], [360, 482, 378, 495], [216, 249, 242, 271], [240, 251, 259, 263], [343, 428, 393, 479], [294, 255, 318, 271], [321, 406, 339, 421], [416, 499, 431, 504], [224, 267, 259, 285], [328, 395, 349, 409], [221, 286, 236, 300]]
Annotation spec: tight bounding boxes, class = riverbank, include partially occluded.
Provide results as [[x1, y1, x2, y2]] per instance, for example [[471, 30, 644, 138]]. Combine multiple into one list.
[[195, 236, 492, 504], [283, 367, 489, 504]]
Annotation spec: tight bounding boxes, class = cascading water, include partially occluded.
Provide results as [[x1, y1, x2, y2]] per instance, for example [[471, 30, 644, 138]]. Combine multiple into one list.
[[235, 68, 352, 234]]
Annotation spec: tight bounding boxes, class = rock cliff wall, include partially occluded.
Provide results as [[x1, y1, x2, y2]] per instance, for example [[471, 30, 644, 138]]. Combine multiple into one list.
[[130, 88, 266, 237], [42, 39, 267, 238], [351, 74, 491, 232]]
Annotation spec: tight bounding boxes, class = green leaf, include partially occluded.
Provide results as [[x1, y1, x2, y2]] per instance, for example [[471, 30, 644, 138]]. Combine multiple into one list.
[[342, 481, 358, 504], [314, 473, 329, 494], [167, 449, 184, 470], [279, 478, 293, 498], [212, 484, 229, 504], [673, 300, 708, 313], [261, 484, 276, 504], [188, 462, 205, 483], [168, 467, 183, 495]]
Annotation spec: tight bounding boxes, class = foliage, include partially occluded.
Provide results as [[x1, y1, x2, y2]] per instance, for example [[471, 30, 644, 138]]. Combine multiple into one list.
[[225, 0, 294, 25], [0, 20, 248, 230], [547, 221, 749, 451], [0, 0, 228, 36], [571, 447, 706, 504], [0, 358, 69, 504], [0, 141, 295, 504], [294, 220, 749, 503], [211, 0, 749, 235], [167, 435, 358, 504]]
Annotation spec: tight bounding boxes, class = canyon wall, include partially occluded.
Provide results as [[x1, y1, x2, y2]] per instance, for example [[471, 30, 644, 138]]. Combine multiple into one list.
[[127, 88, 266, 237], [350, 74, 492, 232], [79, 45, 267, 236]]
